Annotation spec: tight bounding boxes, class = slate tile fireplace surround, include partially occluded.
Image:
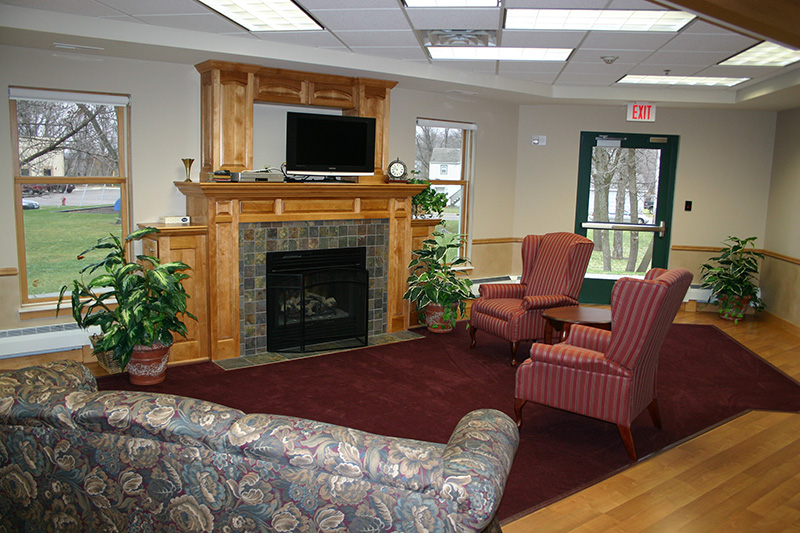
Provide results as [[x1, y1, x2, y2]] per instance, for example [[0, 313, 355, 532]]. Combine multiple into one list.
[[239, 219, 388, 356]]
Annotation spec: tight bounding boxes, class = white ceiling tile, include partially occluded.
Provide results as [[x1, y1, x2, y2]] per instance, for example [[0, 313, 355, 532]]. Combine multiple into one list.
[[298, 0, 399, 8], [405, 8, 501, 30], [661, 33, 757, 53], [501, 71, 560, 83], [313, 9, 411, 31], [626, 65, 704, 76], [607, 0, 671, 9], [554, 72, 622, 86], [2, 0, 124, 16], [500, 30, 585, 47], [498, 61, 564, 73], [561, 61, 633, 75], [504, 0, 609, 7], [336, 30, 421, 47], [569, 48, 653, 64], [681, 19, 741, 35], [430, 60, 499, 72], [253, 31, 344, 47], [135, 13, 246, 33], [96, 0, 207, 16], [580, 31, 675, 50], [349, 47, 429, 60], [642, 50, 734, 66]]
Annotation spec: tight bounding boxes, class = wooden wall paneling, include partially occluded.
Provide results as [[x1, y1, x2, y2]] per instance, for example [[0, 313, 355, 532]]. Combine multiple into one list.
[[138, 224, 210, 365], [254, 76, 305, 105], [210, 200, 241, 360], [387, 196, 413, 332], [309, 81, 357, 109]]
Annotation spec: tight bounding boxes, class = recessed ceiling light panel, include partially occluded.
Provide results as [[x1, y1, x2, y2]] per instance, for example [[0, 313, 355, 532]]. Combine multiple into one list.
[[720, 41, 800, 67], [197, 0, 322, 31], [505, 9, 695, 32], [618, 75, 748, 87], [428, 46, 572, 61]]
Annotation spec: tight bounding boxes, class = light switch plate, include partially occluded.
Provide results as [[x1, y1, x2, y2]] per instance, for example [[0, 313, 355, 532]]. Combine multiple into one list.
[[531, 135, 547, 146]]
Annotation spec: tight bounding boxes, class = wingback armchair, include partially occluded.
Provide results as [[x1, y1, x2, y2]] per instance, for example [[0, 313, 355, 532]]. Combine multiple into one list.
[[514, 267, 693, 461], [469, 232, 594, 365]]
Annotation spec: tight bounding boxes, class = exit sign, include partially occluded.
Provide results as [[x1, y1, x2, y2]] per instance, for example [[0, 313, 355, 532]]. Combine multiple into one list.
[[627, 102, 656, 122]]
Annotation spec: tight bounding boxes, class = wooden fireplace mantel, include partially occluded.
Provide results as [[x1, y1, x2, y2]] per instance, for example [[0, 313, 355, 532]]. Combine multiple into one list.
[[174, 181, 426, 361]]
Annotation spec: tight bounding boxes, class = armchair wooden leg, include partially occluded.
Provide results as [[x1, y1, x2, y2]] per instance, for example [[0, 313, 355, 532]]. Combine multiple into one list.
[[469, 324, 478, 349], [617, 425, 638, 461], [648, 398, 663, 429], [514, 398, 527, 428], [510, 341, 520, 366]]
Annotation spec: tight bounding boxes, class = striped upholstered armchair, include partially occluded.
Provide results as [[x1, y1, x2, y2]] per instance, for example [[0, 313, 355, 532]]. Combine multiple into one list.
[[514, 267, 693, 461], [469, 232, 594, 365]]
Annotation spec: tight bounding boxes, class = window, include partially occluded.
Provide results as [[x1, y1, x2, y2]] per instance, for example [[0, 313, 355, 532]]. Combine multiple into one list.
[[10, 87, 131, 304], [414, 118, 475, 240]]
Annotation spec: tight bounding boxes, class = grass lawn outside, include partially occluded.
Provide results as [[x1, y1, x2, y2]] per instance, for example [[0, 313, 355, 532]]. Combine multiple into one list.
[[23, 206, 122, 298], [586, 229, 653, 277]]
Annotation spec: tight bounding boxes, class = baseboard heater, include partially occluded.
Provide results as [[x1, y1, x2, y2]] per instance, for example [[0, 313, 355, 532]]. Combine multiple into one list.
[[0, 326, 98, 360]]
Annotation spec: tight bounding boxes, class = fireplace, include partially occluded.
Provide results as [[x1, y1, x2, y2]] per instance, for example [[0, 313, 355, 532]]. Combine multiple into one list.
[[266, 247, 368, 352]]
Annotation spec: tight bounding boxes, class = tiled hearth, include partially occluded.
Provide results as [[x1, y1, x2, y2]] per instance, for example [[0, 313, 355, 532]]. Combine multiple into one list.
[[239, 219, 389, 357]]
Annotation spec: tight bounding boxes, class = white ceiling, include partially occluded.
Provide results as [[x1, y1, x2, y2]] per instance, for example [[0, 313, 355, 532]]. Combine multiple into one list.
[[2, 0, 800, 110]]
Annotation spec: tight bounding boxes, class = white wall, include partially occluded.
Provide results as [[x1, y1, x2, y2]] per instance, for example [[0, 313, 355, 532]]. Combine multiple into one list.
[[389, 88, 520, 240], [514, 104, 777, 246], [766, 107, 800, 258]]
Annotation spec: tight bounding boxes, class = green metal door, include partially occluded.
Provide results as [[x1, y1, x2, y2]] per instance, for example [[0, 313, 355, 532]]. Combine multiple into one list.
[[574, 131, 679, 304]]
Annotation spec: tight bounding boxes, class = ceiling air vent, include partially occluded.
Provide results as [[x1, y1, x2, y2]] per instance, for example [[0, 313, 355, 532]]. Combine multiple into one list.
[[425, 30, 496, 47]]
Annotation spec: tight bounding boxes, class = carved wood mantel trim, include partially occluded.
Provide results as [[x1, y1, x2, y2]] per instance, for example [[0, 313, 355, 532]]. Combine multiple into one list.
[[175, 181, 426, 361]]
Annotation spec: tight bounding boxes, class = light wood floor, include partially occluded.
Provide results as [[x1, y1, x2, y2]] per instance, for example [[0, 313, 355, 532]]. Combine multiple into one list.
[[503, 310, 800, 533]]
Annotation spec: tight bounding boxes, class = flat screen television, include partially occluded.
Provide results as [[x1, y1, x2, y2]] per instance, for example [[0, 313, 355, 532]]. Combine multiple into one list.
[[285, 112, 376, 177]]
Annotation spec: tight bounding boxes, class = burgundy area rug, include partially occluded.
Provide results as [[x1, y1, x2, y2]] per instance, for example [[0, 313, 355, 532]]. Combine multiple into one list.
[[98, 324, 800, 522]]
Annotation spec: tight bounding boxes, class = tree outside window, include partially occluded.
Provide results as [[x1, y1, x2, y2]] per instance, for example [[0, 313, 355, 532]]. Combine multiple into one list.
[[10, 88, 131, 303]]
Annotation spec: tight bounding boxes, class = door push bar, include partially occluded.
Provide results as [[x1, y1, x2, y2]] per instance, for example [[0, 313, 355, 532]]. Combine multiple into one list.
[[582, 220, 666, 238]]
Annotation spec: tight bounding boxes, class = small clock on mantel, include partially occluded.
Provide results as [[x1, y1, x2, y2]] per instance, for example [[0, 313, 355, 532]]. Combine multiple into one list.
[[386, 158, 408, 182]]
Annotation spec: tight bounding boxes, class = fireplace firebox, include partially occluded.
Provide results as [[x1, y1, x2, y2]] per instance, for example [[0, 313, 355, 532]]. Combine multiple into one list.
[[266, 247, 369, 352]]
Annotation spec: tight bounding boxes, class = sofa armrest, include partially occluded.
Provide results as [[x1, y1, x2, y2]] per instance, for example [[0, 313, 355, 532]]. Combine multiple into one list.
[[478, 283, 525, 299], [520, 294, 577, 311], [437, 409, 519, 531], [565, 324, 612, 352], [0, 360, 97, 396]]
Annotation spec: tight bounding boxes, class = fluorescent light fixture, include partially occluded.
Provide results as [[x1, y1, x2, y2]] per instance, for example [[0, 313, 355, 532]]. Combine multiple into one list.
[[720, 41, 800, 67], [505, 9, 695, 32], [618, 75, 748, 87], [405, 0, 498, 6], [428, 47, 572, 61], [197, 0, 322, 31]]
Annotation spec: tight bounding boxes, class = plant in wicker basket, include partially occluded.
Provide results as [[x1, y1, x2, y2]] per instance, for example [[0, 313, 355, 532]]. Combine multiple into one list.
[[58, 227, 196, 378]]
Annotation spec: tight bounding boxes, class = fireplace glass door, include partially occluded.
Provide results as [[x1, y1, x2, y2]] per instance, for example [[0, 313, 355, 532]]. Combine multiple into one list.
[[266, 247, 369, 352]]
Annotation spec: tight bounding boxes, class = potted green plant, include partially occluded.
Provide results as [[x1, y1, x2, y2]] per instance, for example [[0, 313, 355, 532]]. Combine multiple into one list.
[[57, 226, 196, 384], [404, 230, 473, 332], [409, 177, 448, 219], [699, 235, 765, 324]]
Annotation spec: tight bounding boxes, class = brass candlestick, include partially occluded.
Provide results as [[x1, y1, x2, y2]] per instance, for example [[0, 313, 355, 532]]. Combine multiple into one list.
[[181, 158, 194, 182]]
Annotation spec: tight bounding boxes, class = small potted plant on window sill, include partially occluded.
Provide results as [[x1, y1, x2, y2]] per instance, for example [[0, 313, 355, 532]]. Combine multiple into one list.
[[404, 230, 473, 333], [699, 235, 765, 324], [409, 176, 448, 219], [58, 227, 196, 384]]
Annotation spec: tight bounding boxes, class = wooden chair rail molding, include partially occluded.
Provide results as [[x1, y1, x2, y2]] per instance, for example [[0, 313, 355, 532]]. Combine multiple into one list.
[[0, 268, 18, 277], [671, 245, 800, 266]]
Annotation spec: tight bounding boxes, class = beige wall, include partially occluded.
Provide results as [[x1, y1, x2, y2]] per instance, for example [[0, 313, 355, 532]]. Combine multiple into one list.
[[514, 104, 776, 246]]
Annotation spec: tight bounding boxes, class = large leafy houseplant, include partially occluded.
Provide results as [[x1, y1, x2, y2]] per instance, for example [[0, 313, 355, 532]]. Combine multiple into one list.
[[58, 226, 196, 373], [699, 235, 765, 323], [404, 230, 473, 331], [409, 177, 448, 219]]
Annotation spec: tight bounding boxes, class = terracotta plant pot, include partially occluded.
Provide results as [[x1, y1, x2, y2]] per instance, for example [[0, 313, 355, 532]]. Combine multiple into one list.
[[424, 303, 458, 333], [126, 343, 171, 385], [718, 294, 752, 323]]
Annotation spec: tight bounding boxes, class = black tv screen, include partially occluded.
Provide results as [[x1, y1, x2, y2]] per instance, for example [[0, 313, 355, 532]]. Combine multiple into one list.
[[285, 112, 377, 176]]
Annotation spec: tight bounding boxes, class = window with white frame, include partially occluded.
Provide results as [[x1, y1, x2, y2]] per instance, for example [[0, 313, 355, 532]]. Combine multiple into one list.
[[10, 87, 131, 303], [414, 118, 475, 240]]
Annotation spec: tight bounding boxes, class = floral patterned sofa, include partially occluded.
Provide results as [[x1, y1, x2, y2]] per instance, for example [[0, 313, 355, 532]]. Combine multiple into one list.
[[0, 360, 519, 532]]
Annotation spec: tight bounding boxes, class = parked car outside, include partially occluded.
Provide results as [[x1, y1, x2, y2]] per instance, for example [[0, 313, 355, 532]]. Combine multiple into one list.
[[22, 198, 40, 209]]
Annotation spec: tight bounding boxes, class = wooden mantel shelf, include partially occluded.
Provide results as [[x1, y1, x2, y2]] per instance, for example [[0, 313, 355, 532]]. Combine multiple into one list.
[[173, 180, 427, 361]]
